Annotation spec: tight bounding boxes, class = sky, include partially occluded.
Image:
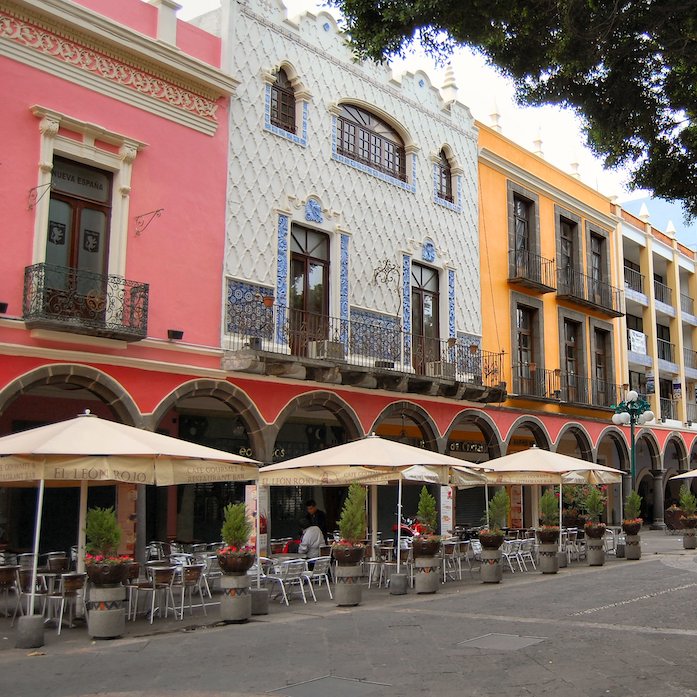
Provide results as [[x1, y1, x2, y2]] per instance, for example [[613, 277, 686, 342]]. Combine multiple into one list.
[[176, 0, 697, 248]]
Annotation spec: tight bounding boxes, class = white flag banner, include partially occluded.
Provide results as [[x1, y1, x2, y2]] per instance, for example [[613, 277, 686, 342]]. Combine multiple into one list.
[[628, 329, 646, 355]]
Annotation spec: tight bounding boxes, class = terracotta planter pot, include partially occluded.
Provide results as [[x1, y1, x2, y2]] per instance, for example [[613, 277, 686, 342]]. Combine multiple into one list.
[[479, 532, 504, 550], [622, 521, 642, 536], [412, 538, 441, 558], [85, 563, 128, 587], [217, 553, 255, 574], [584, 523, 606, 540], [682, 516, 697, 529], [537, 527, 560, 544], [332, 545, 365, 566]]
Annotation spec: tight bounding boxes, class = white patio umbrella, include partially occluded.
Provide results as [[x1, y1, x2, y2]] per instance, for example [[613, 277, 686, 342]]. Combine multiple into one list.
[[0, 410, 260, 615], [671, 470, 697, 481], [258, 434, 485, 569]]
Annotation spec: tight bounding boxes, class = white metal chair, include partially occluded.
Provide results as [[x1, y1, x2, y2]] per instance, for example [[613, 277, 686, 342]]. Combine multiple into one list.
[[442, 541, 462, 582], [171, 563, 207, 619], [518, 538, 537, 571], [267, 559, 315, 605], [502, 540, 523, 572], [302, 556, 333, 599], [46, 572, 86, 635], [130, 565, 177, 624]]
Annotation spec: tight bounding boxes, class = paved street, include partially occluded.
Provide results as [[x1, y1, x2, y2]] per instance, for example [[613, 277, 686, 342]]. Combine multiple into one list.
[[2, 531, 697, 697]]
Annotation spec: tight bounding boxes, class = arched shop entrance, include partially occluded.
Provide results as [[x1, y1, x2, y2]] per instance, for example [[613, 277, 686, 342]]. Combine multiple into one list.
[[596, 429, 630, 525], [269, 392, 363, 540], [504, 419, 552, 529], [151, 381, 265, 545], [445, 410, 502, 529], [0, 365, 138, 555], [370, 402, 441, 538], [555, 425, 593, 460], [634, 431, 661, 525], [663, 435, 689, 507]]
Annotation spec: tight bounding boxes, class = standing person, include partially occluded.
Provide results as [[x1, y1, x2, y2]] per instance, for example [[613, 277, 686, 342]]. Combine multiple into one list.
[[304, 499, 328, 542]]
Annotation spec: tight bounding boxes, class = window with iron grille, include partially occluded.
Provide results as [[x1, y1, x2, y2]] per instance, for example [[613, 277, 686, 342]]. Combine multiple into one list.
[[436, 149, 453, 202], [270, 69, 296, 134], [336, 104, 406, 181]]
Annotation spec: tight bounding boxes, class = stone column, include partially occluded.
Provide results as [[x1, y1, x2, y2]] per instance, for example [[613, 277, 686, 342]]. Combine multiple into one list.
[[650, 469, 666, 529]]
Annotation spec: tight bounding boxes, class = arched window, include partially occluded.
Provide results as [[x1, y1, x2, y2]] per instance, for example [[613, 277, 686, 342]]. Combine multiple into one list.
[[436, 149, 453, 202], [270, 69, 296, 134], [337, 104, 406, 181]]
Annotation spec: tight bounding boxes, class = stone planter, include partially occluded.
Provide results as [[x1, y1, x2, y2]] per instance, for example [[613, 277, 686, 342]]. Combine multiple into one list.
[[480, 548, 502, 583], [586, 538, 605, 566], [86, 563, 128, 587], [334, 563, 362, 606], [413, 557, 440, 594], [87, 585, 126, 639], [625, 534, 641, 560], [217, 553, 254, 574], [333, 545, 365, 566], [220, 573, 251, 622], [412, 538, 441, 558], [538, 543, 559, 574], [683, 529, 697, 550]]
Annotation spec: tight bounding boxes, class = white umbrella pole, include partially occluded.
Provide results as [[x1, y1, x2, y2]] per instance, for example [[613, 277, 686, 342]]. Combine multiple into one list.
[[77, 481, 87, 573], [485, 483, 490, 527], [396, 478, 402, 574], [370, 485, 378, 550], [558, 482, 563, 554], [29, 479, 45, 616]]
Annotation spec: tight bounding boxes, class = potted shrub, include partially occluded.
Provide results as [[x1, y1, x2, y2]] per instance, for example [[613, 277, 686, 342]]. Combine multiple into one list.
[[583, 487, 606, 566], [679, 485, 697, 550], [537, 490, 560, 574], [84, 506, 130, 639], [218, 502, 254, 622], [479, 488, 509, 583], [333, 483, 366, 606], [411, 486, 441, 594], [622, 490, 643, 560]]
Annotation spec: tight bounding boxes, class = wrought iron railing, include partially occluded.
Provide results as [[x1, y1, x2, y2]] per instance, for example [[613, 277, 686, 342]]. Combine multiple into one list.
[[684, 347, 697, 371], [23, 263, 148, 341], [558, 373, 621, 408], [660, 398, 678, 421], [681, 293, 694, 315], [623, 265, 645, 294], [225, 302, 505, 387], [657, 338, 675, 363], [511, 365, 560, 399], [654, 279, 672, 305], [508, 250, 556, 290], [556, 267, 623, 315], [687, 402, 697, 423]]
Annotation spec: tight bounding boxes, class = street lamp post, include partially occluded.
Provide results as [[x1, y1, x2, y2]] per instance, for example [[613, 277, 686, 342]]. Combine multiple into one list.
[[611, 390, 655, 492]]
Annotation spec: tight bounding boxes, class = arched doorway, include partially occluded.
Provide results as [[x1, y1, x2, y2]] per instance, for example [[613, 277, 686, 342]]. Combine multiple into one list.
[[595, 428, 629, 525], [634, 431, 661, 524], [0, 364, 139, 555], [555, 425, 593, 461], [445, 410, 502, 529], [268, 391, 363, 540], [663, 435, 688, 507], [151, 380, 266, 544]]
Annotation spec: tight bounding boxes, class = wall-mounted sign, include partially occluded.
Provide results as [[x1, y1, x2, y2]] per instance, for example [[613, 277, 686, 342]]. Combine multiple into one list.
[[673, 381, 682, 400], [646, 372, 655, 394], [448, 440, 486, 454], [52, 159, 111, 203]]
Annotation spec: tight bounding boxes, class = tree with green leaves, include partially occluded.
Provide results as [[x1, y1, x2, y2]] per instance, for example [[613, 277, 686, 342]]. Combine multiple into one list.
[[624, 490, 643, 521], [331, 0, 697, 218], [416, 485, 438, 533], [85, 507, 121, 556], [221, 502, 252, 549], [583, 486, 605, 522], [679, 484, 697, 517], [487, 488, 510, 532], [539, 490, 559, 528], [338, 483, 367, 543]]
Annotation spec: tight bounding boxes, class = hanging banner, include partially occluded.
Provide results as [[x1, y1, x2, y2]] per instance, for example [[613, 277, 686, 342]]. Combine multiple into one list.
[[440, 485, 454, 536], [628, 329, 647, 355], [646, 372, 655, 394]]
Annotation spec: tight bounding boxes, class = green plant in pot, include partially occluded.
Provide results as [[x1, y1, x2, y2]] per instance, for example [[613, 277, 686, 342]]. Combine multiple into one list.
[[479, 488, 509, 550], [679, 485, 697, 549], [412, 486, 441, 557], [537, 490, 560, 543], [582, 486, 606, 539], [622, 491, 643, 535], [218, 502, 254, 574], [84, 507, 131, 586], [333, 483, 366, 565]]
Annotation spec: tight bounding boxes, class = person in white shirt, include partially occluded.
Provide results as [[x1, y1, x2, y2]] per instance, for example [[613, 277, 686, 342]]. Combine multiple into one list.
[[298, 524, 324, 559]]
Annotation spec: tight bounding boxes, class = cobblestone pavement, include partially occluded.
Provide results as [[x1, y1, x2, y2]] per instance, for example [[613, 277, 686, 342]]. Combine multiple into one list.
[[1, 530, 697, 697]]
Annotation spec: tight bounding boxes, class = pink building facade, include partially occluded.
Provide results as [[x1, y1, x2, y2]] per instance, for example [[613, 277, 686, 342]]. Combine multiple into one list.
[[0, 0, 235, 555]]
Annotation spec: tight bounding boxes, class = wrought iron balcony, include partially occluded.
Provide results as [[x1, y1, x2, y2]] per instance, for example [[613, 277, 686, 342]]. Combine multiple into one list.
[[654, 279, 672, 305], [623, 265, 645, 294], [508, 250, 556, 293], [685, 347, 697, 370], [511, 365, 560, 400], [556, 267, 623, 317], [558, 373, 621, 408], [657, 338, 675, 363], [660, 398, 678, 421], [681, 293, 694, 315], [23, 263, 149, 341], [223, 302, 506, 401], [686, 402, 697, 424]]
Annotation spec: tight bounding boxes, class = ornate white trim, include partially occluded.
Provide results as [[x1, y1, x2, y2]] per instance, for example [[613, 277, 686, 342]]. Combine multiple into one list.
[[1, 4, 233, 135]]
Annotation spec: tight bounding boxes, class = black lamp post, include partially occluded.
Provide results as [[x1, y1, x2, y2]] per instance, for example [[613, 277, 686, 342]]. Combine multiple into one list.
[[612, 390, 655, 492]]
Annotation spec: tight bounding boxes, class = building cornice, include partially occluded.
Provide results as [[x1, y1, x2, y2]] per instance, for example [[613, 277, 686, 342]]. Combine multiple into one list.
[[479, 147, 617, 231]]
